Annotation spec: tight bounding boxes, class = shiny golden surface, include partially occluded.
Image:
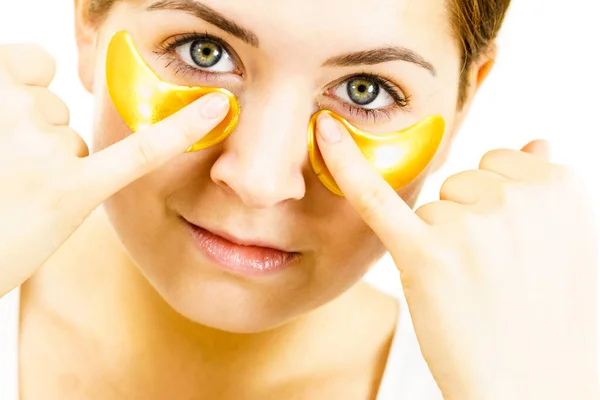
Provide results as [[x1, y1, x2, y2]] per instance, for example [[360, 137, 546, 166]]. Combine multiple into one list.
[[105, 30, 240, 152], [308, 110, 446, 196], [106, 31, 444, 195]]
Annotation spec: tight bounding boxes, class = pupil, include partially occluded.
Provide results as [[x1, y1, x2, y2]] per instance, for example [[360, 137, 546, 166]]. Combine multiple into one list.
[[347, 78, 379, 106], [190, 40, 223, 68]]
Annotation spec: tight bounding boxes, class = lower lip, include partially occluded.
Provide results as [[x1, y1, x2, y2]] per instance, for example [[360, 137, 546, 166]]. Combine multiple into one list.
[[186, 222, 299, 277]]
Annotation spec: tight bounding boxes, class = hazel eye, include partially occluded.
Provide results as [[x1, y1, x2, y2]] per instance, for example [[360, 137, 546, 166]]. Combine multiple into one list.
[[175, 39, 236, 73], [334, 76, 397, 109]]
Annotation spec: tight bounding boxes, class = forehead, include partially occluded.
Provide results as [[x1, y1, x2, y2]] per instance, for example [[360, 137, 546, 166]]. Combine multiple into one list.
[[130, 0, 458, 65]]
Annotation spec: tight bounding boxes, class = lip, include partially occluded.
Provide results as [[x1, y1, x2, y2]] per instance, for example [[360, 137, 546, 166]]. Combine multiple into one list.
[[182, 218, 301, 277]]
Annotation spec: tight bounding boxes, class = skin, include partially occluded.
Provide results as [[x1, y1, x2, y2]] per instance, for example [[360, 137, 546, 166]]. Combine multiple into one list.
[[0, 0, 596, 399]]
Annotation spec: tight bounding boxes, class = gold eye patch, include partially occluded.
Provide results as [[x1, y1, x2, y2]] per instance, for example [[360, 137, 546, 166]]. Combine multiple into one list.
[[308, 110, 445, 196], [105, 30, 240, 152], [105, 31, 445, 195]]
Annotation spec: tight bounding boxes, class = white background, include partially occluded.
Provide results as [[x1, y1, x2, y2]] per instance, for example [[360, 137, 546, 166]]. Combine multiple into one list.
[[1, 0, 599, 361]]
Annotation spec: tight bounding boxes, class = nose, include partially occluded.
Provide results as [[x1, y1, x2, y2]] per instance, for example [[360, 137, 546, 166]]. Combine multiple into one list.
[[210, 83, 310, 209]]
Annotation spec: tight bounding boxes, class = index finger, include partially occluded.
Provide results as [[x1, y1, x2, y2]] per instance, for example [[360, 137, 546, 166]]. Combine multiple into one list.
[[315, 113, 431, 252], [0, 43, 56, 87], [78, 92, 230, 203]]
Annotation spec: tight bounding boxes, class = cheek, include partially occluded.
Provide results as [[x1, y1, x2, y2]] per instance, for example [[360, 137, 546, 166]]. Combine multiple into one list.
[[91, 84, 131, 153], [91, 64, 433, 316], [91, 81, 207, 201], [304, 177, 427, 310], [306, 177, 426, 291], [308, 213, 386, 305], [92, 82, 193, 277], [91, 86, 158, 236]]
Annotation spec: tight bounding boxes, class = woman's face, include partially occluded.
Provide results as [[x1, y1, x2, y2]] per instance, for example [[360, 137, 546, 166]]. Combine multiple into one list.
[[76, 0, 476, 333]]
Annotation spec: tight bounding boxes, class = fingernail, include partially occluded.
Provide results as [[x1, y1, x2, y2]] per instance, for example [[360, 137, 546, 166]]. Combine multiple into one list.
[[317, 114, 342, 143], [200, 93, 230, 119]]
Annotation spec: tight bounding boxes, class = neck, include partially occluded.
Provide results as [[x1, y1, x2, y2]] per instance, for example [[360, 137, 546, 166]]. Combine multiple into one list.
[[21, 206, 398, 396]]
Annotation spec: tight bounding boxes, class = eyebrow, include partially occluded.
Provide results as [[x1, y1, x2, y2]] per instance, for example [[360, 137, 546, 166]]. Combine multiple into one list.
[[323, 47, 437, 76], [147, 0, 260, 47], [147, 0, 436, 75]]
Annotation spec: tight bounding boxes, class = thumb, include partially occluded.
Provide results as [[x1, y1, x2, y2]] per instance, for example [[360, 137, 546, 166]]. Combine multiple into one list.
[[521, 139, 551, 161], [80, 92, 230, 200]]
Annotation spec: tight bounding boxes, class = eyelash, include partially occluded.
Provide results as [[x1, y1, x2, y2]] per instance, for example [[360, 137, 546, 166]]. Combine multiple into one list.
[[153, 33, 412, 121], [153, 31, 241, 81], [330, 72, 411, 123]]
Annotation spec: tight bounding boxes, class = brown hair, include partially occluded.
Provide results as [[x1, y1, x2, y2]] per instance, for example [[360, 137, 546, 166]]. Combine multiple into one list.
[[87, 0, 511, 105], [449, 0, 511, 104]]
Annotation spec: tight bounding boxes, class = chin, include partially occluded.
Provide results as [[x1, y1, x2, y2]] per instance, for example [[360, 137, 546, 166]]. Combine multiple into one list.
[[147, 270, 304, 334]]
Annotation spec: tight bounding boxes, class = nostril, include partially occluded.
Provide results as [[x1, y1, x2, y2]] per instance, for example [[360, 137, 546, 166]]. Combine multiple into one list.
[[213, 177, 235, 194], [236, 178, 282, 208], [210, 147, 306, 207], [215, 171, 304, 208]]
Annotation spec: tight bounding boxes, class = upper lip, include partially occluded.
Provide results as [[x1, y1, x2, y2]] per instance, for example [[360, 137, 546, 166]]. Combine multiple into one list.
[[182, 217, 297, 253]]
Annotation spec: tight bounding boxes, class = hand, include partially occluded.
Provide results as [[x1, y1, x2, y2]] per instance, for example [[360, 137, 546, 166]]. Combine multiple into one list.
[[0, 43, 230, 297], [316, 114, 599, 400]]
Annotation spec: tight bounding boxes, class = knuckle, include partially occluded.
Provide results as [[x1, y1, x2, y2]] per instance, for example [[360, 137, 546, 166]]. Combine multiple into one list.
[[329, 158, 353, 177], [0, 43, 56, 85], [21, 43, 56, 71], [439, 175, 454, 199], [478, 148, 512, 171], [478, 148, 500, 170], [415, 201, 443, 224], [415, 200, 471, 226], [180, 120, 201, 144], [0, 89, 35, 124], [130, 137, 159, 168], [355, 185, 390, 219], [12, 89, 36, 110], [17, 43, 52, 59], [439, 171, 467, 200], [56, 101, 71, 124], [414, 202, 432, 222], [52, 125, 89, 157], [38, 89, 71, 125]]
